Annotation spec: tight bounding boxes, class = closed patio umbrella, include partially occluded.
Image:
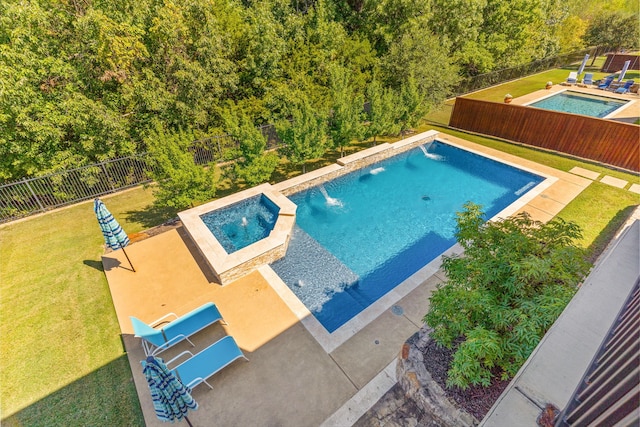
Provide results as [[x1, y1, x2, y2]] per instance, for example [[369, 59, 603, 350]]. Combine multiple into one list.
[[577, 54, 589, 76], [618, 60, 631, 82], [142, 356, 198, 426], [93, 198, 135, 272]]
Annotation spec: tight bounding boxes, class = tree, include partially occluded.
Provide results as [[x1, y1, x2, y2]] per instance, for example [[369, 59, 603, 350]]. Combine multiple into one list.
[[223, 108, 279, 187], [380, 16, 458, 116], [0, 1, 136, 180], [429, 0, 486, 51], [364, 79, 400, 144], [395, 75, 425, 137], [477, 0, 563, 69], [277, 96, 328, 173], [584, 12, 639, 52], [328, 65, 365, 157], [555, 15, 587, 53], [424, 203, 590, 389], [145, 124, 217, 210], [236, 2, 287, 99]]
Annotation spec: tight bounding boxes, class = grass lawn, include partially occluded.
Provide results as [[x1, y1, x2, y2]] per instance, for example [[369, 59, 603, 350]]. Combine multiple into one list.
[[1, 63, 638, 426], [0, 189, 156, 426]]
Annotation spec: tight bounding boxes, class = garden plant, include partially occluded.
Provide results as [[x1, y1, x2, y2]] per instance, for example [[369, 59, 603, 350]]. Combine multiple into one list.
[[424, 203, 592, 389]]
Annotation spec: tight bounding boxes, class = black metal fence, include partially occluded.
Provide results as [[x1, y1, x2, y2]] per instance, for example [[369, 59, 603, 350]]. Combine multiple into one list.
[[0, 156, 152, 222], [0, 48, 599, 224], [453, 48, 595, 96], [0, 125, 280, 223]]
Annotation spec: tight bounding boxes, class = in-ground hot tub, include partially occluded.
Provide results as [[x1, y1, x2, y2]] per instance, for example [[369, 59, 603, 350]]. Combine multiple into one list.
[[179, 183, 296, 285]]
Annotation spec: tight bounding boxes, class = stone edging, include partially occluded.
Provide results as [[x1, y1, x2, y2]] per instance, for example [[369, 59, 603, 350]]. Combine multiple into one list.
[[396, 327, 479, 427]]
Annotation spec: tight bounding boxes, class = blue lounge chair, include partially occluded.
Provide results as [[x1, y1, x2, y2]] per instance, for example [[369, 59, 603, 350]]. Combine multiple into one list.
[[566, 71, 577, 84], [167, 335, 248, 390], [130, 302, 226, 356], [615, 80, 634, 94], [582, 73, 594, 85], [597, 76, 614, 90]]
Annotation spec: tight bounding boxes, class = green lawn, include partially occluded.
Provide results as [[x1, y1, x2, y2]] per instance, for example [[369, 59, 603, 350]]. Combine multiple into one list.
[[1, 65, 639, 426], [0, 189, 156, 426]]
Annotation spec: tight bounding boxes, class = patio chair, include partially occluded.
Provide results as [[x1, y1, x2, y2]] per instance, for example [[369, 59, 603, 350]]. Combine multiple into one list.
[[582, 73, 594, 85], [167, 335, 248, 390], [597, 76, 614, 90], [566, 71, 578, 84], [614, 80, 634, 94], [130, 302, 227, 356]]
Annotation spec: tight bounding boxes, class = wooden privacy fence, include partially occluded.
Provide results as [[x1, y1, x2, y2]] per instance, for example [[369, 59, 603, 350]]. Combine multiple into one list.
[[602, 54, 640, 73], [449, 97, 639, 173]]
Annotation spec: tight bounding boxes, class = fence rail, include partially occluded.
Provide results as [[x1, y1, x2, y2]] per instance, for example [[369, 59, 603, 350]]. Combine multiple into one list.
[[453, 48, 595, 96], [0, 155, 154, 222], [0, 48, 601, 224], [0, 125, 280, 223]]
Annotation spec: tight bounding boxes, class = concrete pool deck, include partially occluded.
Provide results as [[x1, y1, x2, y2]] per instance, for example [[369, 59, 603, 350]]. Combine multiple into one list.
[[103, 132, 593, 426]]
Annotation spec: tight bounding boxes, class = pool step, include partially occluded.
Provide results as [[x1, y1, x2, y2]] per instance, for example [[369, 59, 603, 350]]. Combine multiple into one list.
[[270, 226, 360, 314]]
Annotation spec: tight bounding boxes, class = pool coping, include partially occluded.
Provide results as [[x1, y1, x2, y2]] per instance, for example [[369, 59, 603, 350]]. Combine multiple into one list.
[[522, 88, 635, 119], [178, 183, 298, 284], [268, 131, 556, 352], [179, 129, 559, 353], [513, 85, 639, 122]]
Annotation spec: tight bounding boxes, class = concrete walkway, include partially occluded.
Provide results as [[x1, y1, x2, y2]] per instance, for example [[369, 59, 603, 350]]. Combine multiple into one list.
[[103, 132, 593, 426], [481, 214, 640, 426]]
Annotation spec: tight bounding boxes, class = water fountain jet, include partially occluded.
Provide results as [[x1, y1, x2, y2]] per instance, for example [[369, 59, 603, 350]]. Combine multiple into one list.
[[319, 185, 343, 207]]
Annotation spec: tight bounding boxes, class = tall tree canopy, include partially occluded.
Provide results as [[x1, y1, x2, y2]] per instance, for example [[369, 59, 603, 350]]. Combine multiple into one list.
[[0, 0, 596, 182]]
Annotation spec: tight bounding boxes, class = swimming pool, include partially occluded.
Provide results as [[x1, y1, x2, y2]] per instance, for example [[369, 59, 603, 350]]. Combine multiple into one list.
[[271, 140, 544, 333], [528, 91, 628, 118]]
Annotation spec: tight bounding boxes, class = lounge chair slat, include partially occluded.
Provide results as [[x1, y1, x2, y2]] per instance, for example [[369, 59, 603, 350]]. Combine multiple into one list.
[[130, 302, 226, 356], [172, 336, 248, 390]]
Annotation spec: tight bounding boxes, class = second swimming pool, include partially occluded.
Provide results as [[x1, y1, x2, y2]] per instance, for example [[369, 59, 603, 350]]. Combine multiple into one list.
[[528, 91, 628, 118], [271, 140, 544, 333]]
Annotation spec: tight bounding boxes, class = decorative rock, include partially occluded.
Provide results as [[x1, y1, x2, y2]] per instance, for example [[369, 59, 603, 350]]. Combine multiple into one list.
[[397, 328, 479, 427]]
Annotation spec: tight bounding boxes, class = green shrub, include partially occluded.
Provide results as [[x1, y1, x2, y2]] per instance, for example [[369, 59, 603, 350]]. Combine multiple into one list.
[[424, 202, 590, 389], [145, 124, 217, 210]]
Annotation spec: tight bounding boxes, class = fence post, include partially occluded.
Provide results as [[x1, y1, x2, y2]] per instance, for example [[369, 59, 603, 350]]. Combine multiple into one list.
[[100, 162, 116, 193], [23, 179, 46, 212]]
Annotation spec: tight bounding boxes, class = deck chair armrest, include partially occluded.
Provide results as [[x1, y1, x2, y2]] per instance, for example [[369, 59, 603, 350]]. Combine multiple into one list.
[[166, 350, 195, 368], [150, 312, 179, 327], [185, 377, 205, 389], [150, 334, 188, 356]]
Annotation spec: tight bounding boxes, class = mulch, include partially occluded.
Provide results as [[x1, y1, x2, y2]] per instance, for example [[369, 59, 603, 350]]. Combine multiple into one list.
[[421, 338, 510, 420]]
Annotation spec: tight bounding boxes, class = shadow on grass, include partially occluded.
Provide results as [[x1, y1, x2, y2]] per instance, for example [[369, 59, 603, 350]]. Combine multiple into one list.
[[124, 204, 179, 229], [83, 259, 104, 272], [1, 355, 144, 427], [586, 205, 638, 263]]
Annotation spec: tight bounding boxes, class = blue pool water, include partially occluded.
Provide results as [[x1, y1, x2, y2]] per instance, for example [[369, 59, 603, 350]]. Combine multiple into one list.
[[271, 141, 543, 332], [529, 91, 627, 118], [200, 194, 279, 253]]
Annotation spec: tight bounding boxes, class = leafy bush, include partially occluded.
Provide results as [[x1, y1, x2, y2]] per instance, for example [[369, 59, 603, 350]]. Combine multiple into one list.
[[223, 108, 279, 186], [145, 124, 217, 210], [424, 202, 590, 389], [277, 95, 328, 173]]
